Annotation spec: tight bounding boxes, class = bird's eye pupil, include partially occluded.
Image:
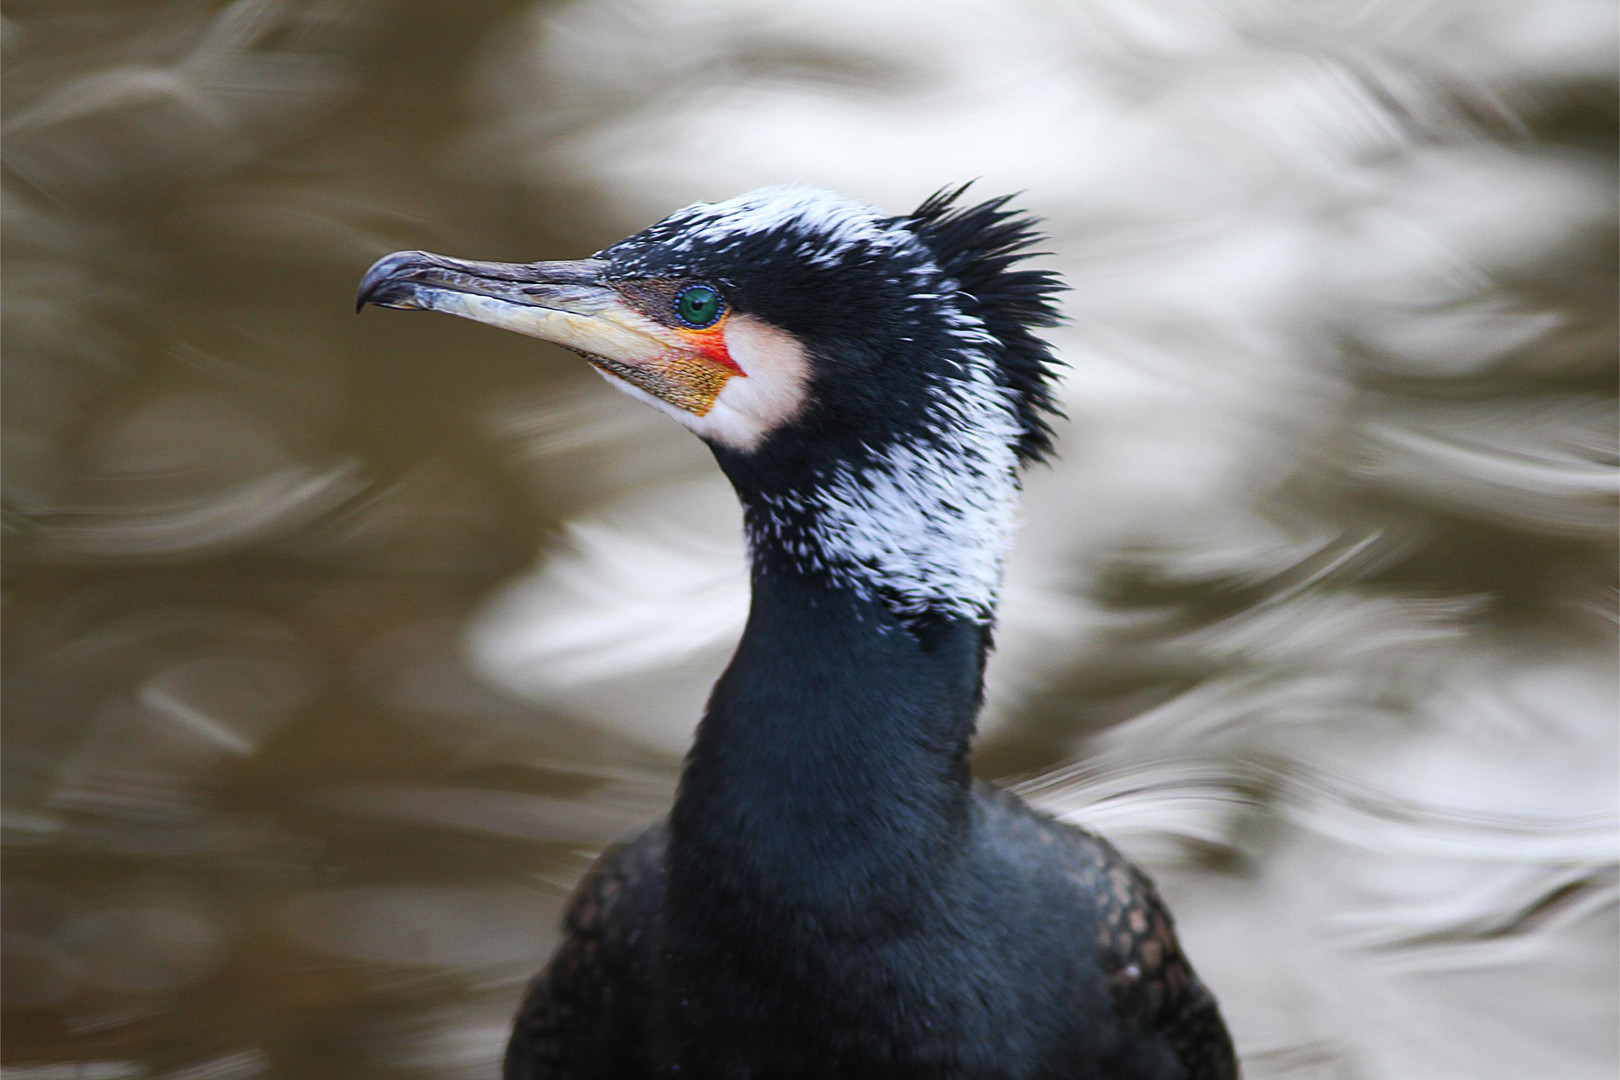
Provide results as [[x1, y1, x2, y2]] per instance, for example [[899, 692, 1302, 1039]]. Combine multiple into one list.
[[675, 285, 722, 328]]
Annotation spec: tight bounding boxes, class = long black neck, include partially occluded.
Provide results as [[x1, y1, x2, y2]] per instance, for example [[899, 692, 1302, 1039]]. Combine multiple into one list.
[[667, 550, 989, 943]]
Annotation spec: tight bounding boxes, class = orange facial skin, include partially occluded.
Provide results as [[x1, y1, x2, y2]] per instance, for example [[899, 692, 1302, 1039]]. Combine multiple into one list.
[[588, 280, 749, 415], [642, 313, 742, 417], [586, 311, 745, 417], [679, 313, 744, 376]]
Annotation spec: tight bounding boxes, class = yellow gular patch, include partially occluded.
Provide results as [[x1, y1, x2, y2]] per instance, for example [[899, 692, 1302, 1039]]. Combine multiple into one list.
[[590, 350, 737, 417]]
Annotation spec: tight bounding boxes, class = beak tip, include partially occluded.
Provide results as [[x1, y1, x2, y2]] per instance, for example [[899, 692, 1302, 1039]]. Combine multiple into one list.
[[356, 250, 432, 313]]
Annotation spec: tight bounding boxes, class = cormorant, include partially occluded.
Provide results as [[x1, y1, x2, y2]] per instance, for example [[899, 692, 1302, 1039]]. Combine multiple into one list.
[[357, 185, 1239, 1080]]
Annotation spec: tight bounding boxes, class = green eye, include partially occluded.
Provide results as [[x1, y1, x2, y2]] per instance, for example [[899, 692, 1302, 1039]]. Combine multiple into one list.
[[674, 284, 723, 328]]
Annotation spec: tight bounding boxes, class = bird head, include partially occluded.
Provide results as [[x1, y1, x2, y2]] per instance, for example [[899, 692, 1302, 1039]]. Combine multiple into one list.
[[359, 185, 1064, 623]]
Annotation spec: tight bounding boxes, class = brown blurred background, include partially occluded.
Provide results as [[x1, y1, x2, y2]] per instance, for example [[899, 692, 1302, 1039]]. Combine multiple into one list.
[[3, 2, 1616, 1078]]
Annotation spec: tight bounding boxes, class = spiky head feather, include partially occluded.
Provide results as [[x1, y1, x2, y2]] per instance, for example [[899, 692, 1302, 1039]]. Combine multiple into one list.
[[902, 184, 1066, 465]]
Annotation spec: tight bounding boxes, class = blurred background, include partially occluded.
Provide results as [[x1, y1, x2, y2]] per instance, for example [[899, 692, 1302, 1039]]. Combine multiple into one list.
[[2, 1, 1616, 1077]]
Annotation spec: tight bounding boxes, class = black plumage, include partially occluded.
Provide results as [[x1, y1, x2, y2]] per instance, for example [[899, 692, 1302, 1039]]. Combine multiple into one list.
[[359, 185, 1239, 1079], [505, 582, 1235, 1080]]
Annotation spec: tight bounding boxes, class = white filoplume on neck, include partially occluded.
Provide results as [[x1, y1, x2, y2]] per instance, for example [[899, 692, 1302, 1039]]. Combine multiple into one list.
[[746, 340, 1024, 624]]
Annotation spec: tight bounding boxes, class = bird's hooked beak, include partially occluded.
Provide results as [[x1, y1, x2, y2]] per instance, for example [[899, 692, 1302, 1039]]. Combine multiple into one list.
[[356, 251, 741, 416]]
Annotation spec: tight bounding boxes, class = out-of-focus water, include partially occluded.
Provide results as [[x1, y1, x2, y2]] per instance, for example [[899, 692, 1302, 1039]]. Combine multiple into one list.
[[2, 2, 1616, 1078]]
